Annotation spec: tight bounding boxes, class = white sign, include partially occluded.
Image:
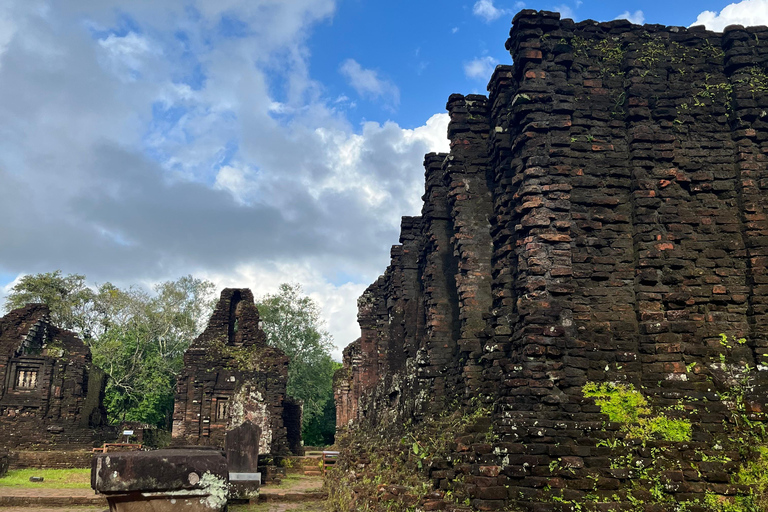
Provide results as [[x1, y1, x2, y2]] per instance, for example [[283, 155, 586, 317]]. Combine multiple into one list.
[[230, 472, 261, 484], [123, 430, 134, 436]]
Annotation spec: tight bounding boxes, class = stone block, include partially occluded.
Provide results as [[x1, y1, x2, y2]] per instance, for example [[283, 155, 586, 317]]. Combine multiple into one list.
[[92, 448, 229, 511]]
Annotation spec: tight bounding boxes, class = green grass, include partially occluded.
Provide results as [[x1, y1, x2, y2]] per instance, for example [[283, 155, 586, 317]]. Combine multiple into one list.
[[0, 468, 91, 488], [231, 504, 325, 512], [274, 473, 304, 488], [270, 473, 323, 492]]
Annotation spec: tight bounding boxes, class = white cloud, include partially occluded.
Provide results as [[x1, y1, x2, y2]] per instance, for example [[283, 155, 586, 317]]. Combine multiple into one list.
[[339, 58, 400, 107], [310, 113, 449, 219], [0, 275, 22, 311], [406, 113, 450, 155], [98, 32, 154, 67], [552, 4, 576, 20], [214, 164, 260, 204], [473, 0, 511, 23], [211, 114, 449, 354], [464, 56, 499, 80], [616, 10, 644, 25], [200, 262, 367, 361], [692, 0, 768, 30], [0, 4, 17, 67], [0, 0, 457, 355]]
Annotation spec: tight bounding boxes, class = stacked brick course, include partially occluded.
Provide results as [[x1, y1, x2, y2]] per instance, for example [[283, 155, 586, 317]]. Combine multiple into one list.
[[335, 10, 768, 510], [0, 304, 111, 449]]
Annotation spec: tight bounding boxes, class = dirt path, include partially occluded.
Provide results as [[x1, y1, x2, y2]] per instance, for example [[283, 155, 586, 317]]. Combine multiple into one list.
[[265, 474, 324, 493], [0, 508, 105, 512], [0, 474, 326, 510], [0, 489, 98, 497]]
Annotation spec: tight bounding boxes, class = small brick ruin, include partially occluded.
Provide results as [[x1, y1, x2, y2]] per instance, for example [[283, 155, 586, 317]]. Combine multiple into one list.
[[335, 10, 768, 510], [0, 304, 111, 449], [172, 288, 298, 459]]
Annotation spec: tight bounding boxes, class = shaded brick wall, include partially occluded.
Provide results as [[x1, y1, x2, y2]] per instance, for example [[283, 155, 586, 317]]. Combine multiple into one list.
[[335, 10, 768, 510]]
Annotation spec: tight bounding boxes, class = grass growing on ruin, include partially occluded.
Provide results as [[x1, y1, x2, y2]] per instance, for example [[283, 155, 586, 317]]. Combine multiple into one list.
[[0, 468, 91, 488], [271, 473, 323, 492], [231, 504, 325, 512], [698, 336, 768, 512], [325, 402, 491, 511], [703, 445, 768, 512]]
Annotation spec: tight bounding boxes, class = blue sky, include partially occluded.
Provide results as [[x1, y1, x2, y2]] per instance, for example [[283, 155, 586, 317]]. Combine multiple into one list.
[[307, 0, 736, 129], [0, 0, 766, 358]]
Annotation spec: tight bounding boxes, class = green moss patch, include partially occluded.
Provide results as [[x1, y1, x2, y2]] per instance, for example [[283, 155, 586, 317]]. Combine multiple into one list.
[[583, 382, 692, 442]]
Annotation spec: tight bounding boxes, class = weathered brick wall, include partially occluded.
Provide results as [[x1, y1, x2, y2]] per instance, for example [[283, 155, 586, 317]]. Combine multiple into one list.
[[172, 288, 295, 458], [335, 10, 768, 510], [0, 305, 113, 450], [8, 450, 94, 470]]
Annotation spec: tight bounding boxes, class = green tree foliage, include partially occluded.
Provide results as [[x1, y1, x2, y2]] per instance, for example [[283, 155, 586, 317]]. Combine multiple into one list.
[[4, 272, 215, 426], [91, 276, 215, 424], [302, 361, 342, 446], [255, 283, 337, 434], [4, 271, 96, 336]]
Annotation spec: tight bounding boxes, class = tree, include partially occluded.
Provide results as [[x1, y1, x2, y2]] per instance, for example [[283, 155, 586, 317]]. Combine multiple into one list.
[[255, 283, 336, 434], [302, 360, 342, 446], [3, 272, 215, 426], [4, 271, 96, 337]]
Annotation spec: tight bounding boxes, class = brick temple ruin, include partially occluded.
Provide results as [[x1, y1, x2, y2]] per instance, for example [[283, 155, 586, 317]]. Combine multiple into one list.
[[172, 288, 301, 458], [0, 304, 111, 449], [335, 10, 768, 510]]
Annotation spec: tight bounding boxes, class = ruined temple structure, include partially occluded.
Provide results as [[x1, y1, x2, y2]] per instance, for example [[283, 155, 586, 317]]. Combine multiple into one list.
[[335, 10, 768, 510], [172, 288, 301, 458], [0, 304, 111, 449]]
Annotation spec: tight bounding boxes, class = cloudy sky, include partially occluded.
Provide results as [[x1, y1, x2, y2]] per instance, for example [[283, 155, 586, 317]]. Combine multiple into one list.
[[0, 0, 766, 359]]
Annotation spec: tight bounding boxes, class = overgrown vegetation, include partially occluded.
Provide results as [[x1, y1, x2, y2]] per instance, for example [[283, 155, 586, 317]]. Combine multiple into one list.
[[573, 334, 768, 511], [231, 503, 325, 512], [325, 402, 492, 511], [571, 35, 626, 73]]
